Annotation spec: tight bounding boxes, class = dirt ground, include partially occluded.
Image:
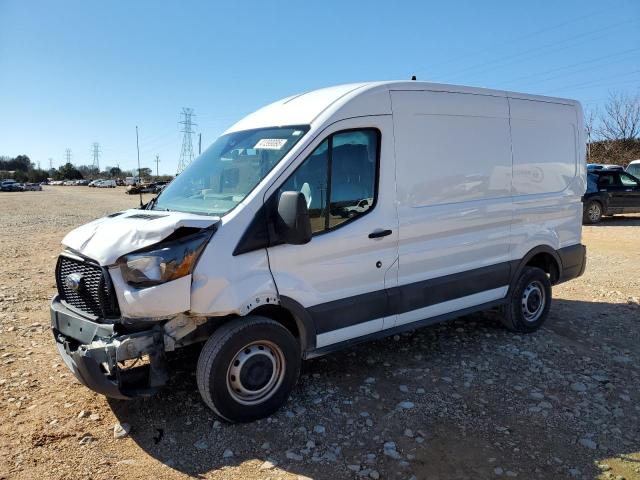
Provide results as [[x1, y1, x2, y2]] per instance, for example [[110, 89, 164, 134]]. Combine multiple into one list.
[[0, 186, 639, 480]]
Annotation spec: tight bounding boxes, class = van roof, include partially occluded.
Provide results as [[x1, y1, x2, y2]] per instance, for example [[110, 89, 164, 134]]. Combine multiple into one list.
[[224, 81, 581, 134]]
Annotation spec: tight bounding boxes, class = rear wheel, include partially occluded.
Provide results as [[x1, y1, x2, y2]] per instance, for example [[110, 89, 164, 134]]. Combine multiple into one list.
[[583, 200, 603, 224], [500, 266, 552, 333], [196, 316, 301, 423]]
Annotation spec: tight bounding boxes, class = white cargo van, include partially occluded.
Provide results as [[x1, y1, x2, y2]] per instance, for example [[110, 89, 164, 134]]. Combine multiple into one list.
[[51, 81, 587, 422]]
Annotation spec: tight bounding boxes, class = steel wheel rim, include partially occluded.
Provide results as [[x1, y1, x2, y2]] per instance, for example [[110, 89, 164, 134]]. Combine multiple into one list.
[[588, 203, 601, 222], [226, 341, 285, 405], [521, 280, 545, 322]]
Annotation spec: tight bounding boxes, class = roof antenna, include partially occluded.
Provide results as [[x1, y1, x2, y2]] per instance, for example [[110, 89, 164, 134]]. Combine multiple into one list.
[[411, 75, 417, 81]]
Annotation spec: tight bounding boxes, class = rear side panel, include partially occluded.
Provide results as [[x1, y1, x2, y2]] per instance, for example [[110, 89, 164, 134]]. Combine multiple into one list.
[[508, 98, 585, 261]]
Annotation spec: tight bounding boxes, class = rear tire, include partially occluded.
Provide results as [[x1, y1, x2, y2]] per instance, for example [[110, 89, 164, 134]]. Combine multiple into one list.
[[196, 316, 301, 423], [500, 266, 551, 333], [583, 200, 603, 224]]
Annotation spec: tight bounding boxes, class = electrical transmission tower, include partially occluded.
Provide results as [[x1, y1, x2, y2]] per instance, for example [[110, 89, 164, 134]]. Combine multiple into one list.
[[91, 142, 102, 171], [177, 108, 197, 175], [65, 149, 72, 164], [154, 154, 160, 177]]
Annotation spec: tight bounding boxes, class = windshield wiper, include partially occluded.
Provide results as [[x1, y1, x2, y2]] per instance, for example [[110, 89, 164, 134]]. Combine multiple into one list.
[[147, 196, 173, 212], [146, 196, 158, 210]]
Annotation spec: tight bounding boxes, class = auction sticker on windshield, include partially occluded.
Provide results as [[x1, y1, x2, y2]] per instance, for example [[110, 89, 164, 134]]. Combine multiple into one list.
[[254, 138, 288, 150]]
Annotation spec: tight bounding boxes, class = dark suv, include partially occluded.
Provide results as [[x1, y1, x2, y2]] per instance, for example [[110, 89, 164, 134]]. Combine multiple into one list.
[[583, 170, 640, 223]]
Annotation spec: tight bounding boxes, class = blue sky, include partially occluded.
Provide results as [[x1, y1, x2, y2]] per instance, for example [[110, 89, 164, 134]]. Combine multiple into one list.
[[1, 0, 638, 175]]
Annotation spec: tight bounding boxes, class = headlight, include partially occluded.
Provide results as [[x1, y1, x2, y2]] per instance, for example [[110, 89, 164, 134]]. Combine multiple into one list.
[[119, 228, 213, 287]]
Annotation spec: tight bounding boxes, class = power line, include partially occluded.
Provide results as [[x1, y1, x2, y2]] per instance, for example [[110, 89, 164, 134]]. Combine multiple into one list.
[[502, 47, 640, 89], [541, 69, 640, 94], [439, 18, 640, 83], [424, 7, 611, 76], [177, 107, 197, 175]]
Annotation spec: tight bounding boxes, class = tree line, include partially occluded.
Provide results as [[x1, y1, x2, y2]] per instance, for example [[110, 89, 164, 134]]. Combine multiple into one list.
[[585, 91, 640, 166], [0, 156, 171, 183]]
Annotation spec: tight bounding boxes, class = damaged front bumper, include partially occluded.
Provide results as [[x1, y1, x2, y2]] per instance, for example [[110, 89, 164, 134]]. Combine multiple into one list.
[[50, 295, 168, 399]]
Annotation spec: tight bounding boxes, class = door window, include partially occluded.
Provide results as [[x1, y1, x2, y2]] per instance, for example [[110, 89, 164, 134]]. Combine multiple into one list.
[[620, 173, 640, 187], [597, 174, 616, 187], [277, 129, 379, 234]]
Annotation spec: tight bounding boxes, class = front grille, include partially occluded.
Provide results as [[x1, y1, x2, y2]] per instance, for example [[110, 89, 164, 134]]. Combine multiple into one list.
[[55, 255, 120, 319]]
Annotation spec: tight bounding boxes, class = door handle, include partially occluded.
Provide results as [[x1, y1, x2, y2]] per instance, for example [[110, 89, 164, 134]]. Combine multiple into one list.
[[369, 229, 392, 239]]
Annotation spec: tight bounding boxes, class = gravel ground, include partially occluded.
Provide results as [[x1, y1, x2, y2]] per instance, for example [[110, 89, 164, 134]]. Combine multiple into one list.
[[0, 186, 639, 480]]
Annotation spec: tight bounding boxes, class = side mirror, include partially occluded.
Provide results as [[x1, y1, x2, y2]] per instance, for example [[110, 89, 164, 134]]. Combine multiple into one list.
[[276, 191, 312, 245]]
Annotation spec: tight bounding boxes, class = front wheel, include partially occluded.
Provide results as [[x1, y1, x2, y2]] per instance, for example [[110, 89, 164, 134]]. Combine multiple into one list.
[[500, 266, 552, 333], [196, 316, 301, 422]]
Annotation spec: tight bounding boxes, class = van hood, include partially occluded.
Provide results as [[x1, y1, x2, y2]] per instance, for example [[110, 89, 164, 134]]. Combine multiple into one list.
[[61, 209, 220, 265]]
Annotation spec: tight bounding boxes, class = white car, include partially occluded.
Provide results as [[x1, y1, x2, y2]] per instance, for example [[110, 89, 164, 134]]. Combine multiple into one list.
[[51, 81, 586, 422], [339, 197, 374, 218], [97, 179, 116, 188], [626, 159, 640, 178]]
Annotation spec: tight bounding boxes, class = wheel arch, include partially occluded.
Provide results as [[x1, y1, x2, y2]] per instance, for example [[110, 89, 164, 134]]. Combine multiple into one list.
[[248, 296, 316, 353], [511, 245, 562, 290]]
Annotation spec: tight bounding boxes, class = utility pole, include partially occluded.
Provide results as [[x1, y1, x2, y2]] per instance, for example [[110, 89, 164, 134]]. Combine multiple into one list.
[[154, 154, 160, 178], [65, 149, 72, 164], [176, 108, 197, 175], [37, 160, 41, 170], [136, 126, 143, 208], [91, 142, 102, 172], [198, 133, 202, 155], [49, 158, 53, 170]]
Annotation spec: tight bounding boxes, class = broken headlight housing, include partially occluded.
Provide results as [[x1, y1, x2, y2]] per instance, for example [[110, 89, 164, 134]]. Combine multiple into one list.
[[119, 228, 213, 287]]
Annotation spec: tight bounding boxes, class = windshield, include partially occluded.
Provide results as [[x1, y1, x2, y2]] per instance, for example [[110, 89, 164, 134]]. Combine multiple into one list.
[[154, 125, 309, 215]]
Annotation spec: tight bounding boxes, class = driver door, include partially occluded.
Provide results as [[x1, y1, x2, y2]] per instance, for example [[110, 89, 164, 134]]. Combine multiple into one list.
[[266, 117, 399, 349]]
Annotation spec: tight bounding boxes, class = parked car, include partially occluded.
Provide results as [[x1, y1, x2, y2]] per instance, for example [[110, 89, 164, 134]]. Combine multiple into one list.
[[89, 179, 104, 187], [333, 197, 374, 218], [626, 159, 640, 178], [582, 169, 640, 223], [97, 179, 116, 188], [1, 179, 17, 191], [51, 81, 586, 423], [24, 183, 42, 191]]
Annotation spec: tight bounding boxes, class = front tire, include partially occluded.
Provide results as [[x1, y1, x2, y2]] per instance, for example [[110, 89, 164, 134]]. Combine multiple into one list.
[[500, 266, 552, 333], [196, 316, 301, 423]]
